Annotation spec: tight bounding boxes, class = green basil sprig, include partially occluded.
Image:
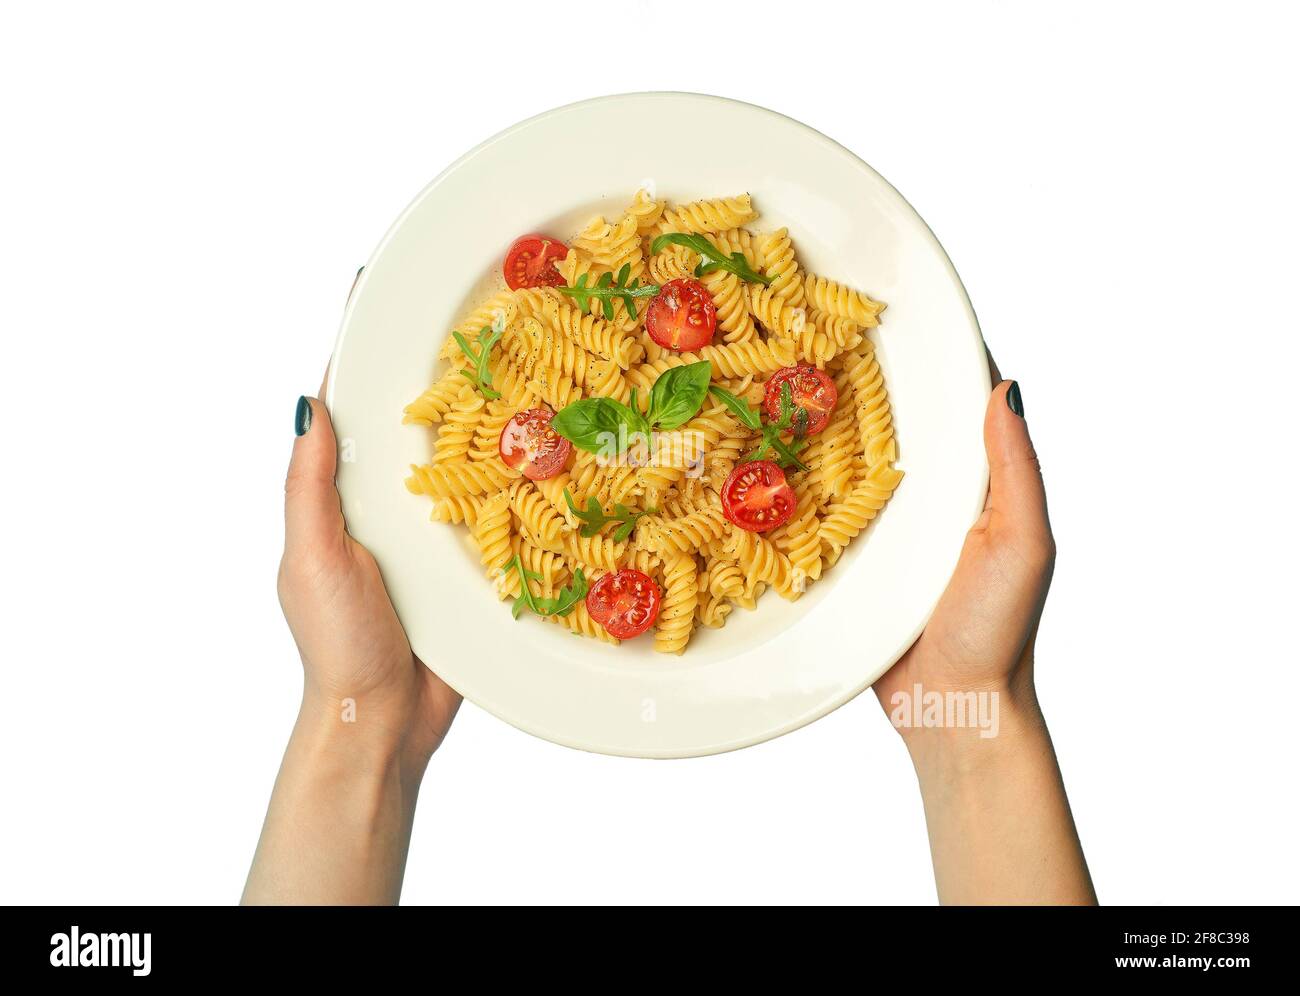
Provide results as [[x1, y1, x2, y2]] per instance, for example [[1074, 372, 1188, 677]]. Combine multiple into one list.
[[558, 263, 661, 321], [564, 489, 655, 543], [649, 233, 772, 285], [708, 382, 810, 472], [506, 555, 587, 620], [550, 396, 650, 458], [551, 360, 712, 457], [644, 360, 713, 430], [451, 312, 506, 400]]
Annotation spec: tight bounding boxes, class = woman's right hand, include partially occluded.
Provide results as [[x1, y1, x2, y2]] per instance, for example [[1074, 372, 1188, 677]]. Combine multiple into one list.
[[873, 376, 1095, 905], [873, 378, 1054, 724]]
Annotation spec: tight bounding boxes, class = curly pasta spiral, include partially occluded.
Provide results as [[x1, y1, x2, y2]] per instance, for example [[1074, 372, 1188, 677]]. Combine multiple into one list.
[[838, 343, 897, 464], [565, 208, 651, 324], [508, 480, 566, 552], [703, 270, 757, 343], [403, 367, 466, 425], [429, 494, 484, 527], [639, 506, 727, 557], [745, 284, 806, 338], [818, 459, 905, 561], [655, 554, 697, 654], [697, 589, 732, 629], [647, 243, 697, 284], [552, 600, 620, 644], [562, 532, 626, 572], [808, 308, 862, 346], [726, 528, 799, 600], [570, 455, 643, 512], [514, 288, 644, 369], [531, 472, 578, 527], [626, 187, 665, 235], [803, 273, 884, 326], [656, 194, 757, 235], [438, 290, 520, 360], [473, 491, 516, 598], [627, 339, 796, 396], [516, 539, 568, 602], [431, 384, 487, 464], [406, 457, 519, 498], [805, 403, 858, 501], [770, 485, 821, 586], [705, 228, 761, 270], [792, 325, 863, 367], [703, 556, 744, 599], [468, 400, 516, 463], [758, 228, 805, 308], [696, 337, 796, 378], [505, 317, 631, 404], [636, 405, 738, 504], [528, 369, 583, 411], [626, 547, 663, 578]]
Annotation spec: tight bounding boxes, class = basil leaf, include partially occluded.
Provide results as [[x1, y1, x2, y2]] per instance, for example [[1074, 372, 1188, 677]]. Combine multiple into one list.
[[646, 360, 712, 430], [551, 398, 636, 457], [707, 385, 763, 431]]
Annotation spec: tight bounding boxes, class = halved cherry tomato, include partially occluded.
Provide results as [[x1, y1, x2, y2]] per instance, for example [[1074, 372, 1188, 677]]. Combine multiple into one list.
[[503, 234, 567, 290], [586, 568, 662, 639], [644, 278, 716, 351], [721, 460, 796, 533], [498, 408, 571, 480], [763, 365, 838, 435]]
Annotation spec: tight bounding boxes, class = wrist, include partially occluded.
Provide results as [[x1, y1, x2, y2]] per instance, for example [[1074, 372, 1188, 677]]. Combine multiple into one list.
[[294, 685, 428, 795], [893, 671, 1047, 782]]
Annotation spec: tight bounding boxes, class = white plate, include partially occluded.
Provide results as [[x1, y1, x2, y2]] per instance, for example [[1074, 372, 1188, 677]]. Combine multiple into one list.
[[327, 93, 989, 759]]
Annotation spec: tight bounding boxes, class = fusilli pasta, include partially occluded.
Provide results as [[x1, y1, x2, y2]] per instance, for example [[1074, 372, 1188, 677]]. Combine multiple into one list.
[[403, 191, 900, 653]]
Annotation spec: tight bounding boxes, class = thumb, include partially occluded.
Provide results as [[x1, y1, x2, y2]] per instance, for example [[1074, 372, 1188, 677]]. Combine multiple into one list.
[[285, 395, 345, 552], [984, 380, 1052, 548]]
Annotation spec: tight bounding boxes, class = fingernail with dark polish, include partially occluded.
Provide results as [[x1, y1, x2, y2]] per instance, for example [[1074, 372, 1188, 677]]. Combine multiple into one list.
[[295, 396, 313, 436], [1006, 381, 1024, 418]]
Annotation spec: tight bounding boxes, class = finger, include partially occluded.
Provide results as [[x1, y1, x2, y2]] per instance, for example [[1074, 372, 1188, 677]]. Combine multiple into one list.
[[285, 396, 345, 552], [980, 349, 1002, 510], [984, 380, 1050, 542], [985, 345, 1002, 385], [346, 265, 364, 307]]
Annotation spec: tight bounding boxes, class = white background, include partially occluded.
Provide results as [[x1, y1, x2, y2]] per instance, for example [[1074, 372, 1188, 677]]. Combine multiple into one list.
[[2, 1, 1297, 905]]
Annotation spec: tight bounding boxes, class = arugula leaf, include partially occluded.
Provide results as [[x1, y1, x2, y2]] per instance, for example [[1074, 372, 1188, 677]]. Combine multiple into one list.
[[646, 361, 712, 430], [506, 556, 587, 619], [649, 233, 772, 285], [505, 556, 545, 619], [535, 568, 588, 617], [709, 383, 810, 473], [708, 384, 763, 431], [559, 264, 661, 321], [564, 489, 655, 541], [451, 312, 506, 400]]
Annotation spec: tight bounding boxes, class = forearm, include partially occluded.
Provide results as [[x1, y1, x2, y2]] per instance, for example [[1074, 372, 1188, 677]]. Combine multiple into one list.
[[242, 692, 425, 905], [904, 684, 1096, 906]]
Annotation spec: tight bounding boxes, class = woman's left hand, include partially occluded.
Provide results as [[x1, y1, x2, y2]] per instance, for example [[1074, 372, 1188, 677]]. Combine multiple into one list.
[[279, 387, 461, 767]]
